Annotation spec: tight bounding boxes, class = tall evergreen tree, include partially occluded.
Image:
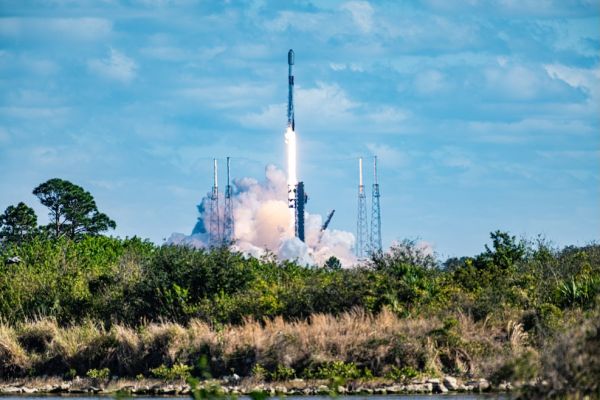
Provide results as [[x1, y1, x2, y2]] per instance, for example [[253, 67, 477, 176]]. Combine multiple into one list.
[[33, 178, 116, 239], [0, 202, 38, 244]]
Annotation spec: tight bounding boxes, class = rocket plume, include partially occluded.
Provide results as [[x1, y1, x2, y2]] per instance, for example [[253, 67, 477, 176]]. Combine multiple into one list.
[[168, 165, 357, 267], [285, 128, 297, 198], [285, 126, 297, 232], [167, 50, 357, 265]]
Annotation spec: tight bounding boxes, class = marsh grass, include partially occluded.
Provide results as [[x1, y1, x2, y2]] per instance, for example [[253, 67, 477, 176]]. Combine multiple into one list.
[[0, 322, 29, 376], [0, 307, 525, 381]]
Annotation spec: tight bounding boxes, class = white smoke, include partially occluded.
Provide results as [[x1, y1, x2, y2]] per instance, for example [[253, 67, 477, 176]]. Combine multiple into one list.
[[168, 164, 357, 267]]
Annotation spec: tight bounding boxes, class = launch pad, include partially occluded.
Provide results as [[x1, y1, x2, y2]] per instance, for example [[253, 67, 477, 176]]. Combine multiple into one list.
[[194, 49, 382, 258]]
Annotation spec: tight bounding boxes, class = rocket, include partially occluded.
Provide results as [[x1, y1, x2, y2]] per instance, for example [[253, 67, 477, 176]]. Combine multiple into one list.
[[285, 49, 306, 242], [286, 49, 298, 213], [287, 49, 295, 131]]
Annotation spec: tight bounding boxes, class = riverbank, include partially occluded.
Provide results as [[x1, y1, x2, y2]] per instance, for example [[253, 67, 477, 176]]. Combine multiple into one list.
[[1, 308, 598, 399], [1, 238, 598, 399], [0, 376, 512, 396]]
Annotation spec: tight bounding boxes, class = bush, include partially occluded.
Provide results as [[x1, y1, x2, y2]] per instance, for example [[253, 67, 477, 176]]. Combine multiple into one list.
[[270, 365, 295, 381], [1, 234, 599, 328], [307, 361, 367, 380], [385, 366, 419, 381], [490, 350, 539, 385], [534, 308, 600, 398], [251, 363, 267, 380], [86, 367, 111, 380], [150, 363, 192, 381]]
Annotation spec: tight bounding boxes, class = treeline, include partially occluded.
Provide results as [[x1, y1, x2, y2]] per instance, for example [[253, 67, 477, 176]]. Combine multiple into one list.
[[1, 179, 599, 330], [1, 232, 599, 331]]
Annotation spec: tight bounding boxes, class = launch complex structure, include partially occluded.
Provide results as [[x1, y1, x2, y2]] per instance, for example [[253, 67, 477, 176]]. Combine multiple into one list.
[[356, 156, 382, 258], [194, 50, 383, 258]]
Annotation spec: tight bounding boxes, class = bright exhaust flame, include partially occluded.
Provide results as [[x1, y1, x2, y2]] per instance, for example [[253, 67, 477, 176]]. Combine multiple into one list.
[[285, 126, 297, 186], [285, 126, 297, 233]]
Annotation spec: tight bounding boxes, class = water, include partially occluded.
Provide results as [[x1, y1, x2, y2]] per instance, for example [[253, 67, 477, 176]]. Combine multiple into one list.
[[0, 396, 506, 399]]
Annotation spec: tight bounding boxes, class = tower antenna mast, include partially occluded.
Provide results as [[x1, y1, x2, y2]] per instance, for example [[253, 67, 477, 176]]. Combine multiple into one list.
[[370, 156, 382, 253], [209, 158, 220, 246], [356, 157, 369, 258]]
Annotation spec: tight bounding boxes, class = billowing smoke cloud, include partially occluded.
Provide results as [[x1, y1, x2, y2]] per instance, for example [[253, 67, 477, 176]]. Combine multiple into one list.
[[168, 165, 357, 267]]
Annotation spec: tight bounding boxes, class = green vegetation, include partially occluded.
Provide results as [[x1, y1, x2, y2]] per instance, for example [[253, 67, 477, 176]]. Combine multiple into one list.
[[2, 232, 596, 329], [151, 363, 193, 381], [86, 367, 111, 381], [32, 178, 116, 239], [0, 202, 38, 244], [311, 361, 368, 380], [0, 179, 599, 399], [0, 178, 115, 247]]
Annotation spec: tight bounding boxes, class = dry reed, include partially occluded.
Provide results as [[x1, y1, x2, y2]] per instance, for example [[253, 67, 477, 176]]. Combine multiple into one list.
[[0, 308, 522, 380]]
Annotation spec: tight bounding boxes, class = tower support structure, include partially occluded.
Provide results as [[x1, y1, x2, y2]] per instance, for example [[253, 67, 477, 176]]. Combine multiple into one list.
[[295, 182, 306, 241], [356, 157, 369, 258], [223, 157, 234, 244], [209, 158, 221, 246], [370, 156, 382, 253]]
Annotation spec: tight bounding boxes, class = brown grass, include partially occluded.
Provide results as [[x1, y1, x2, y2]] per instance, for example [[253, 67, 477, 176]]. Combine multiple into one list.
[[0, 308, 525, 381], [536, 309, 600, 398], [0, 322, 30, 376]]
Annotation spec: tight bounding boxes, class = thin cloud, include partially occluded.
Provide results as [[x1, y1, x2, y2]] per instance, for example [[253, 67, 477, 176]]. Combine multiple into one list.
[[88, 48, 137, 83], [0, 17, 112, 41], [341, 1, 374, 33], [367, 143, 410, 168]]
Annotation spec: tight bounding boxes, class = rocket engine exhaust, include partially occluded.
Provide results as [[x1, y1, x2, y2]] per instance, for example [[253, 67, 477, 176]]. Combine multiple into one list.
[[170, 50, 359, 267], [285, 126, 297, 207]]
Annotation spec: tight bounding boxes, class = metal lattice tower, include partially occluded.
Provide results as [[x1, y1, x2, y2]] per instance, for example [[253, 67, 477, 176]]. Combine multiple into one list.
[[209, 158, 221, 246], [370, 156, 382, 253], [356, 157, 369, 258], [223, 157, 234, 244]]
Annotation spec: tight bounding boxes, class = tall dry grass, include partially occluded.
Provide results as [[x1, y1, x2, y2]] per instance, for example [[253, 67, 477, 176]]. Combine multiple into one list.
[[0, 308, 522, 380], [1, 322, 30, 376]]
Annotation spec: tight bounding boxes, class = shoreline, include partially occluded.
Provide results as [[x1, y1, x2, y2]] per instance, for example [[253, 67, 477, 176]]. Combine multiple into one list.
[[0, 377, 514, 396]]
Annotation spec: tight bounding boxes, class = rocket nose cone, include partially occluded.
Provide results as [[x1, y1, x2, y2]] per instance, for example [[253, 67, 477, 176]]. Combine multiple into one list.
[[288, 49, 294, 65]]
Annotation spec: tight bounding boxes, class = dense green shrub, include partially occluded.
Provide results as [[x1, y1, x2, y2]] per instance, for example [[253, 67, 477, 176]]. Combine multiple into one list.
[[270, 365, 295, 381], [316, 361, 367, 380], [86, 367, 111, 380], [0, 232, 598, 329], [150, 363, 192, 381]]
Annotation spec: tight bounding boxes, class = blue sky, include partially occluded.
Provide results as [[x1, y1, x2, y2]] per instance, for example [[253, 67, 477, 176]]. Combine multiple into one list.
[[1, 0, 598, 258]]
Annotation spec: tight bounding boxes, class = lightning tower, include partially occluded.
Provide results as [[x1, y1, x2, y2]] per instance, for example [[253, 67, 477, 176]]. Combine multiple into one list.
[[370, 156, 382, 253], [223, 156, 234, 244], [356, 157, 369, 258], [209, 158, 221, 246]]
